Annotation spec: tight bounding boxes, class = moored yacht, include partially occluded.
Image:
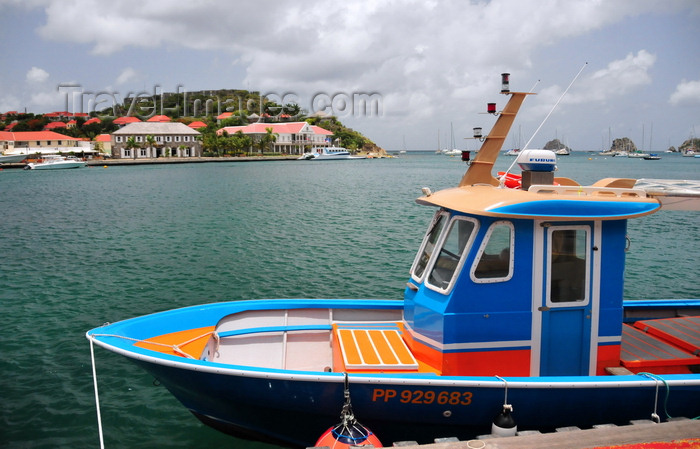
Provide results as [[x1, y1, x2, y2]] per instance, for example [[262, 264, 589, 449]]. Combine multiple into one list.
[[297, 146, 366, 160], [25, 155, 87, 170]]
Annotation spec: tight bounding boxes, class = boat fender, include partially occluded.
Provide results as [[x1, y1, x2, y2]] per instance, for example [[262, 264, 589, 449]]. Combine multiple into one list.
[[491, 404, 517, 437], [315, 373, 383, 448], [315, 422, 382, 448]]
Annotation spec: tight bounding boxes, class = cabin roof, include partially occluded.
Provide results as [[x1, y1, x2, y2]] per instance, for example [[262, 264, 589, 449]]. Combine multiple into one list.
[[416, 184, 660, 220]]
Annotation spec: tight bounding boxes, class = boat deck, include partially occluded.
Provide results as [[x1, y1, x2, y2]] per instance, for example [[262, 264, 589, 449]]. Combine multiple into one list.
[[131, 315, 699, 376], [621, 316, 700, 373]]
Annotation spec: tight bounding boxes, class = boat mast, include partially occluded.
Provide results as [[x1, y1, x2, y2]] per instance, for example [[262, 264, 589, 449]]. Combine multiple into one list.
[[459, 75, 532, 187]]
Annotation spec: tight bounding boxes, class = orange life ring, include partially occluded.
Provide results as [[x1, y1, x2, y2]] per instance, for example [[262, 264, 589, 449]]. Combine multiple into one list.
[[497, 172, 522, 189]]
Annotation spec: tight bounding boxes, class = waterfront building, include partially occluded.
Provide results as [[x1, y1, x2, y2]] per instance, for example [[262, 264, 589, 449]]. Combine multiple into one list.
[[95, 134, 112, 155], [217, 122, 333, 155], [111, 122, 202, 159], [0, 130, 89, 155]]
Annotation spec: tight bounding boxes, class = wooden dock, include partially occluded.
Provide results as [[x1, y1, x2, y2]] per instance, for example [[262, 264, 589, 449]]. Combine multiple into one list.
[[403, 420, 699, 449], [310, 419, 700, 449]]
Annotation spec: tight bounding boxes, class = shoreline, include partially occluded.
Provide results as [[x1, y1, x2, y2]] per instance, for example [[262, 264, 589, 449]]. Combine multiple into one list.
[[0, 155, 301, 169]]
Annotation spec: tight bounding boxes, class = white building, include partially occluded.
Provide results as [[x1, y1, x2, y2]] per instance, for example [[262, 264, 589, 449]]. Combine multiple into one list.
[[218, 122, 333, 155]]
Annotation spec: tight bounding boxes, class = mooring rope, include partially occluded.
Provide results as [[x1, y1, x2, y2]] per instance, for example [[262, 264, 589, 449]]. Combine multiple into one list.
[[639, 372, 669, 421], [495, 375, 511, 409], [89, 336, 106, 449]]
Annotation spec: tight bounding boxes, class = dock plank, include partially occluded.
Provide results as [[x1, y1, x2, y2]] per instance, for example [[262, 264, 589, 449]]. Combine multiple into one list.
[[390, 420, 700, 449]]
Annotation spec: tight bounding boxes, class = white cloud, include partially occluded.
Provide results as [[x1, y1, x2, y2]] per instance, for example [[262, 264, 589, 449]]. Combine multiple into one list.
[[10, 0, 700, 147], [29, 90, 62, 110], [669, 79, 700, 106], [116, 67, 137, 85], [26, 66, 49, 84], [0, 93, 21, 112]]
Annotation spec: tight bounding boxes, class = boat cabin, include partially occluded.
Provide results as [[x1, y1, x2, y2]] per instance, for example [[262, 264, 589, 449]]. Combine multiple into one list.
[[399, 89, 665, 378]]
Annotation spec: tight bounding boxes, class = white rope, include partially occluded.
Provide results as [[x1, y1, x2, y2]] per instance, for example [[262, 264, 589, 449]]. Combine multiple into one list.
[[89, 336, 106, 449], [641, 372, 661, 423], [499, 62, 588, 187], [495, 375, 510, 408]]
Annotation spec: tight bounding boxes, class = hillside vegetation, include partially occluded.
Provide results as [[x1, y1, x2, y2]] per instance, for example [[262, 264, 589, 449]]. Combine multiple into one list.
[[1, 89, 383, 153]]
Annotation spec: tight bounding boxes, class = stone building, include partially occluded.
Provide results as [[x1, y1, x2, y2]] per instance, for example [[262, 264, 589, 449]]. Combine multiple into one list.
[[111, 122, 202, 159]]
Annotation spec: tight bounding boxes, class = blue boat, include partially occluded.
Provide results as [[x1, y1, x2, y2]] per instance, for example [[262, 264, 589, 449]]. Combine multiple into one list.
[[87, 76, 700, 447]]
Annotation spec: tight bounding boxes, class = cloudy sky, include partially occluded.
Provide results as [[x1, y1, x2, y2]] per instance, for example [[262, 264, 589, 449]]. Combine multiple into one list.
[[1, 0, 699, 152]]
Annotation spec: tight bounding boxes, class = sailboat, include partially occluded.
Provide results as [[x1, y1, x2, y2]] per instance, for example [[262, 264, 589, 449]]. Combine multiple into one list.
[[442, 123, 461, 155]]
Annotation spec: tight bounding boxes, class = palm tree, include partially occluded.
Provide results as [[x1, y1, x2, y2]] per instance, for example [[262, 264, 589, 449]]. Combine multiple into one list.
[[262, 127, 278, 154], [146, 135, 156, 158], [125, 136, 138, 159]]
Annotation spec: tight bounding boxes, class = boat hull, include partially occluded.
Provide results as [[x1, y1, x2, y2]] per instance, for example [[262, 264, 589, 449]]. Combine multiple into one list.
[[27, 162, 86, 170], [88, 299, 700, 447], [0, 154, 28, 164], [129, 357, 700, 446]]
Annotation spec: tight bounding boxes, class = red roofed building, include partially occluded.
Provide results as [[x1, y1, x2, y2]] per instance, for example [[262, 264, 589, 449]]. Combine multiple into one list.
[[84, 117, 102, 125], [217, 122, 333, 155], [44, 111, 89, 121], [0, 131, 86, 155], [94, 134, 112, 155], [44, 121, 67, 130], [113, 116, 142, 126], [146, 115, 171, 122], [216, 112, 233, 122], [188, 121, 207, 129]]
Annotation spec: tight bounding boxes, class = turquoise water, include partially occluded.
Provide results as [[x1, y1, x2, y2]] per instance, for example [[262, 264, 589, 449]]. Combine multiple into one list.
[[1, 152, 698, 449]]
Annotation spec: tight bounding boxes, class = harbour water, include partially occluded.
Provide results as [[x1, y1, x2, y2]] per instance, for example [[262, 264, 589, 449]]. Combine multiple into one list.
[[1, 152, 699, 449]]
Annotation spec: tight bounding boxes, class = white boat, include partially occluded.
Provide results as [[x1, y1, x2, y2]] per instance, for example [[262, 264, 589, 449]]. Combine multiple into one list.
[[25, 155, 87, 170], [504, 148, 520, 156], [628, 152, 650, 158], [297, 147, 366, 161], [442, 149, 461, 156], [554, 148, 570, 155], [0, 153, 28, 164]]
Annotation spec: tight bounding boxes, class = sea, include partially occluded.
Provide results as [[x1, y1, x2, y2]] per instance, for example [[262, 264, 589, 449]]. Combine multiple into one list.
[[1, 151, 699, 449]]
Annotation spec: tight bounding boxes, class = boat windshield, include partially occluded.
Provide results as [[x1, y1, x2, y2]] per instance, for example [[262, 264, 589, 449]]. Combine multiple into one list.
[[426, 216, 477, 291], [411, 210, 449, 280]]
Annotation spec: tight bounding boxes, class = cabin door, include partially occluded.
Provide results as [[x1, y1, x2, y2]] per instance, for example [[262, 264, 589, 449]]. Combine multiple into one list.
[[532, 222, 600, 376]]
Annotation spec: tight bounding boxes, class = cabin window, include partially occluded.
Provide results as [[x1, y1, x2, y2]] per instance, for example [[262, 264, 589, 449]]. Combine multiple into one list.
[[426, 216, 477, 291], [411, 210, 449, 280], [548, 228, 589, 304], [472, 221, 514, 282]]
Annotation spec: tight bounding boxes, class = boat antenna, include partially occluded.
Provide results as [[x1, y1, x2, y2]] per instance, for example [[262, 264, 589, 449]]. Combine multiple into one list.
[[499, 62, 588, 187]]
